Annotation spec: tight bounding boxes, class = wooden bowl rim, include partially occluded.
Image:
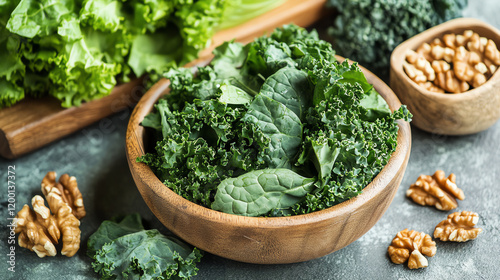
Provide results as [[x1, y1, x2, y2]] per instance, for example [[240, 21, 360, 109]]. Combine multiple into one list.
[[391, 17, 500, 101], [126, 56, 411, 229]]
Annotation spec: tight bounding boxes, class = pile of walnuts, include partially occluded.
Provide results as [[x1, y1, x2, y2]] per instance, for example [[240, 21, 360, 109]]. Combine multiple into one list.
[[404, 30, 500, 93], [14, 172, 85, 258]]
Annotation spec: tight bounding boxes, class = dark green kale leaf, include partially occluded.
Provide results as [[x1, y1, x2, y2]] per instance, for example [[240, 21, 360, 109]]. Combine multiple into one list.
[[296, 135, 340, 185], [88, 214, 202, 280], [87, 213, 144, 257], [138, 94, 269, 208], [292, 62, 411, 214], [327, 0, 467, 73]]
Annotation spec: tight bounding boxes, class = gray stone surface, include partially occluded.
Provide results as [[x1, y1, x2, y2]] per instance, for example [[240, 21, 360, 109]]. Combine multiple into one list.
[[1, 2, 499, 279]]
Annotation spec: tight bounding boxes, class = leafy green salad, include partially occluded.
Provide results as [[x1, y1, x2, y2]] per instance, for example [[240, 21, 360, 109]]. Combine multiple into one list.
[[0, 0, 284, 108], [138, 25, 411, 217]]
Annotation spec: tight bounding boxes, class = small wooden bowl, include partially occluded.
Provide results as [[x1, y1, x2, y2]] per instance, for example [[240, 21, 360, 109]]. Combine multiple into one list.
[[125, 57, 411, 264], [391, 18, 500, 135]]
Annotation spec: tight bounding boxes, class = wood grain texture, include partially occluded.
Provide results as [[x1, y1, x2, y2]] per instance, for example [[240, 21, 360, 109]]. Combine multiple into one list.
[[0, 0, 330, 159], [390, 18, 500, 135], [125, 56, 411, 264], [0, 78, 146, 159]]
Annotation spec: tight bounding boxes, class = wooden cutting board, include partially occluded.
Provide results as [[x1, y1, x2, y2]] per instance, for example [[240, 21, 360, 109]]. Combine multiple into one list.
[[0, 0, 330, 159]]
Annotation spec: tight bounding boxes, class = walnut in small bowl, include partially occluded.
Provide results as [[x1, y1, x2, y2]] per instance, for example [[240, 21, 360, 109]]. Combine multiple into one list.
[[391, 18, 500, 135], [403, 30, 500, 94]]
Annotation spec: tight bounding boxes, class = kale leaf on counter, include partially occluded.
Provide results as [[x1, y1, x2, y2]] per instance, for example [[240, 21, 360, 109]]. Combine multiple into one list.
[[327, 0, 468, 73], [138, 25, 411, 217], [88, 214, 202, 280]]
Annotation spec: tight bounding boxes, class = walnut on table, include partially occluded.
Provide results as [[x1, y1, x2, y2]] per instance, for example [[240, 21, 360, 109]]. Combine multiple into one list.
[[434, 211, 483, 242], [14, 196, 60, 258], [406, 170, 465, 211], [41, 171, 86, 220], [388, 229, 437, 269], [14, 172, 85, 257]]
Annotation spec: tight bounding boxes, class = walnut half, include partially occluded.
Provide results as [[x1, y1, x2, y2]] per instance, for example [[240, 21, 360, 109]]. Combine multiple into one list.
[[406, 170, 465, 211], [434, 211, 483, 242], [388, 229, 437, 269]]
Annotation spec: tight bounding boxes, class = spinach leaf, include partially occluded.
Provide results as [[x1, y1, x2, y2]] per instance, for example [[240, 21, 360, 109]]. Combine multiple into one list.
[[243, 94, 302, 169], [211, 169, 316, 216], [260, 67, 312, 119]]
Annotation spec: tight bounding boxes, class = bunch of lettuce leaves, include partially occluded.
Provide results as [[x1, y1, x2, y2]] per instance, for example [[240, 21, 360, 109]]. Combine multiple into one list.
[[327, 0, 468, 74], [217, 0, 286, 30], [0, 0, 284, 108], [138, 24, 412, 217], [87, 213, 202, 280]]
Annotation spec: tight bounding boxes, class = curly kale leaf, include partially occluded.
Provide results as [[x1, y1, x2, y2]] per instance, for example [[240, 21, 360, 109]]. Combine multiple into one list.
[[327, 0, 467, 73], [292, 63, 411, 214], [296, 135, 340, 185], [88, 214, 202, 280], [87, 213, 144, 257], [139, 95, 269, 208]]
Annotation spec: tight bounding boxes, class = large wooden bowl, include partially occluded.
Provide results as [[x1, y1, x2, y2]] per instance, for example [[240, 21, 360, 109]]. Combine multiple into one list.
[[125, 57, 411, 264], [390, 18, 500, 135]]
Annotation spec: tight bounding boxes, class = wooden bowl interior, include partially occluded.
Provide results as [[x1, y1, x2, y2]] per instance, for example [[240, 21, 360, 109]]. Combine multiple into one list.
[[126, 57, 411, 264]]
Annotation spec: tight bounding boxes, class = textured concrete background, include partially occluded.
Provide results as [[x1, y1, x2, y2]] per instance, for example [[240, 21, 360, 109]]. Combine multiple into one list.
[[1, 1, 499, 279]]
